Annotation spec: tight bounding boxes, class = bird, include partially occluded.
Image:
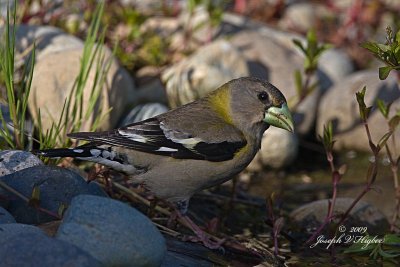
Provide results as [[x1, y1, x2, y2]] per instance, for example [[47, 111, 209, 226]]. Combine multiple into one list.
[[36, 77, 294, 248]]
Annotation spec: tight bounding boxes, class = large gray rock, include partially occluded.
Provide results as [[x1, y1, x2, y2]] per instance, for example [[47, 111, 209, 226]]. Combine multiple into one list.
[[290, 197, 389, 236], [56, 195, 166, 267], [318, 48, 354, 89], [316, 70, 400, 152], [0, 223, 44, 242], [162, 39, 250, 108], [0, 232, 102, 267], [0, 150, 43, 177], [27, 34, 136, 132], [0, 165, 107, 224], [0, 207, 15, 224]]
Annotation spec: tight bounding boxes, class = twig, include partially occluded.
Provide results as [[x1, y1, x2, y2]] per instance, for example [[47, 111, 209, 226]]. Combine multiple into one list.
[[0, 180, 61, 219], [111, 181, 171, 216]]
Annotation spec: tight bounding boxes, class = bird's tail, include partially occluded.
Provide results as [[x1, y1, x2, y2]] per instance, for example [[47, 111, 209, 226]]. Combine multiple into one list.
[[34, 144, 136, 175], [33, 146, 96, 158]]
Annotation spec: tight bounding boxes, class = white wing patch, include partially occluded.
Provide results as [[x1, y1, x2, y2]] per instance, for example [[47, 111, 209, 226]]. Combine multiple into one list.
[[160, 122, 203, 150], [156, 147, 178, 152], [118, 130, 149, 143]]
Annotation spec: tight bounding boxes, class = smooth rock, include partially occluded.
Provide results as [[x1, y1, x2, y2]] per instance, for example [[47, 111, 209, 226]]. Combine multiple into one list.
[[316, 70, 400, 152], [338, 180, 396, 220], [0, 232, 102, 267], [162, 39, 249, 108], [280, 3, 321, 33], [290, 197, 389, 236], [0, 223, 43, 242], [0, 150, 43, 177], [0, 207, 15, 224], [318, 48, 354, 89], [0, 165, 107, 224], [56, 195, 166, 267], [119, 103, 169, 127], [28, 45, 136, 132], [170, 6, 220, 51], [247, 128, 298, 171], [140, 16, 180, 39], [6, 25, 84, 63]]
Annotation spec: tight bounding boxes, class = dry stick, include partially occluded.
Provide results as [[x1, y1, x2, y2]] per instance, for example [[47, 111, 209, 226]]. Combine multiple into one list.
[[0, 180, 61, 219]]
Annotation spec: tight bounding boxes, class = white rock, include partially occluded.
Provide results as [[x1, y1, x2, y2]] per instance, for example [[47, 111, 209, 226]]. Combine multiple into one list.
[[0, 150, 43, 177], [247, 128, 298, 171], [29, 45, 136, 132]]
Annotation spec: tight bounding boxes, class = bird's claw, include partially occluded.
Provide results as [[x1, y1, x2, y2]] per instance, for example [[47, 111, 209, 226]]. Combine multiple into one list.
[[183, 234, 226, 250]]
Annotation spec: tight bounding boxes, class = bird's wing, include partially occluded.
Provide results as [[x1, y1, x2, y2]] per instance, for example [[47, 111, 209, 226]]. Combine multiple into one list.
[[68, 117, 247, 162]]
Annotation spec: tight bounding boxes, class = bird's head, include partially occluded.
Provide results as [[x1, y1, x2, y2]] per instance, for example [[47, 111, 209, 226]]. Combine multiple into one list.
[[208, 77, 294, 134]]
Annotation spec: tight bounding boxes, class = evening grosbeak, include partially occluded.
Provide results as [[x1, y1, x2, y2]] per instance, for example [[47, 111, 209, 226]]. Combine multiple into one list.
[[37, 77, 294, 247]]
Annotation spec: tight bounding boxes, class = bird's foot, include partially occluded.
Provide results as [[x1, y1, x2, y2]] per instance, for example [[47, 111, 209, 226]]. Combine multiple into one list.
[[183, 232, 226, 250], [178, 213, 225, 250]]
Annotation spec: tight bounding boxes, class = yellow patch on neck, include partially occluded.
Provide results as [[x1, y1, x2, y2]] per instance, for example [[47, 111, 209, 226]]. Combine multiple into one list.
[[207, 86, 233, 124]]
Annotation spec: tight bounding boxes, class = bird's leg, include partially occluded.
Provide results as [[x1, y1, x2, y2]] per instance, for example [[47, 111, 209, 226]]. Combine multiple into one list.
[[174, 200, 226, 250]]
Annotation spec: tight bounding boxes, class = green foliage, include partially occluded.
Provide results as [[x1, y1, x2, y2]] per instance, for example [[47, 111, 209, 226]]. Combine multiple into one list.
[[320, 121, 335, 152], [293, 29, 332, 74], [361, 26, 400, 80], [188, 0, 225, 26], [37, 1, 111, 151], [356, 86, 373, 121], [344, 234, 400, 260], [0, 0, 34, 150], [291, 29, 330, 108]]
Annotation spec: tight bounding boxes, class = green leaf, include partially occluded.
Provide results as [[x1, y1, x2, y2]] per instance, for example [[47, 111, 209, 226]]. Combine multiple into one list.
[[395, 29, 400, 43], [294, 70, 302, 96], [377, 131, 393, 151], [379, 66, 393, 80], [378, 247, 400, 258], [377, 43, 391, 52], [28, 186, 40, 207], [58, 203, 67, 217], [376, 99, 389, 118], [360, 42, 380, 54], [322, 121, 334, 151], [292, 39, 306, 54], [384, 234, 400, 245], [389, 115, 400, 130], [356, 86, 369, 120], [344, 241, 375, 253]]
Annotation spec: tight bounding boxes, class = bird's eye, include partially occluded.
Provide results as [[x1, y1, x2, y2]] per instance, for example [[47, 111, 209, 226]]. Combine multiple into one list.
[[258, 92, 269, 103]]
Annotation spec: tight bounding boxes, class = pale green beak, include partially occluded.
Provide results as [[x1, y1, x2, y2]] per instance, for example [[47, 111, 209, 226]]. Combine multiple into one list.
[[264, 103, 294, 132]]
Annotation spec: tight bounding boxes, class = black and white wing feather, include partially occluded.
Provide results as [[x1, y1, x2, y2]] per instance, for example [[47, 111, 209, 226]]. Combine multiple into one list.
[[67, 117, 246, 162]]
